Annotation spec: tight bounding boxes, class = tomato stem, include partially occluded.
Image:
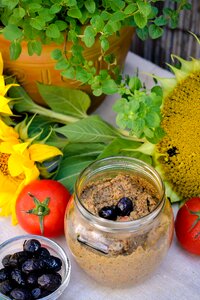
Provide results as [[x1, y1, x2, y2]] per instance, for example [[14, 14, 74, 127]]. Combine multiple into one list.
[[25, 192, 51, 235], [188, 209, 200, 231]]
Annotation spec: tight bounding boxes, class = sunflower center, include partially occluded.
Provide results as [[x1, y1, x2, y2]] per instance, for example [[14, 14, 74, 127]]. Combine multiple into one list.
[[0, 152, 10, 175], [0, 152, 25, 181], [157, 70, 200, 199]]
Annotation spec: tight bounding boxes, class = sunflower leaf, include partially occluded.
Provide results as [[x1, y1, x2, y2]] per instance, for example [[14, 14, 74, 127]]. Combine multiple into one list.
[[37, 83, 91, 118], [54, 115, 120, 143]]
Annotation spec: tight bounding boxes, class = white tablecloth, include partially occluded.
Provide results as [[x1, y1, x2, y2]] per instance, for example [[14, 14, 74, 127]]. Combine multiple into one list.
[[0, 52, 200, 300]]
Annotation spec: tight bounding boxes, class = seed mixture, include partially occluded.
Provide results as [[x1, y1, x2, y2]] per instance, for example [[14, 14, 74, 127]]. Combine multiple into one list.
[[81, 173, 159, 221]]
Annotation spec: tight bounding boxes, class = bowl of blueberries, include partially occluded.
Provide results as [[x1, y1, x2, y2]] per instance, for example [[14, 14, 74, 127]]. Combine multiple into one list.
[[0, 235, 71, 300]]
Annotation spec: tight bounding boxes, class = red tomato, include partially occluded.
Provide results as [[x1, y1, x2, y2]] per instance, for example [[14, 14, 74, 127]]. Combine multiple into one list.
[[175, 197, 200, 255], [16, 179, 71, 237]]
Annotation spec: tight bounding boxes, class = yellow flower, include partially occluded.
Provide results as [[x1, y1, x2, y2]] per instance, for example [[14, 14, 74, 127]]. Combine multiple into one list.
[[0, 120, 62, 224], [0, 52, 19, 115], [155, 53, 200, 202]]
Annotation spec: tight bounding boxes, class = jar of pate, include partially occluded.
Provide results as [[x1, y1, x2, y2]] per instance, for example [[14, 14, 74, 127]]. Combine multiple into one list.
[[64, 156, 174, 287]]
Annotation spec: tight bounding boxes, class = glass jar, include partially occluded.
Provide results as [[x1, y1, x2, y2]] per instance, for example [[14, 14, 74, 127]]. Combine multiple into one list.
[[64, 157, 174, 287]]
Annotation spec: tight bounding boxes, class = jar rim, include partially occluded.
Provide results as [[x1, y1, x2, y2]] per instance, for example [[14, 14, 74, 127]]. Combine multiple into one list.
[[74, 156, 166, 232]]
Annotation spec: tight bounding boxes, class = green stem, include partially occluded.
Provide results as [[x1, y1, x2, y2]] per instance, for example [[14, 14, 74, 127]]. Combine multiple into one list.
[[28, 106, 80, 124], [117, 128, 146, 143]]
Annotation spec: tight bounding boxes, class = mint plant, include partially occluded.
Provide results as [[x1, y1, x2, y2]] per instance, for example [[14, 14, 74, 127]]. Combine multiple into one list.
[[0, 0, 191, 96]]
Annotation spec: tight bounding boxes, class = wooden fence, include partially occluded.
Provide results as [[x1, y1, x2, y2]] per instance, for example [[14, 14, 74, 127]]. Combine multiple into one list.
[[131, 0, 200, 69]]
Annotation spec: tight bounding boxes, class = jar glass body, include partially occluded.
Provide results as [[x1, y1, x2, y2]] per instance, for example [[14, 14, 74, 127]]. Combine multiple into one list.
[[64, 157, 174, 287]]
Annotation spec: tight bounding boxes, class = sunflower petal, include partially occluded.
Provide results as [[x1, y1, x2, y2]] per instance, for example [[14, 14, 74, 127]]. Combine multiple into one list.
[[0, 119, 19, 141], [0, 95, 13, 115], [29, 144, 62, 162], [13, 142, 30, 154], [24, 165, 40, 184], [0, 53, 3, 75], [8, 153, 25, 177], [2, 83, 19, 96]]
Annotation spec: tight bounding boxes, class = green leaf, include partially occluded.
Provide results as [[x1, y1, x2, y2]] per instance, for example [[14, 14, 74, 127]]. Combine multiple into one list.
[[51, 49, 63, 60], [76, 67, 92, 84], [46, 24, 61, 38], [82, 26, 96, 47], [137, 1, 152, 17], [100, 38, 110, 52], [98, 137, 142, 159], [91, 16, 104, 32], [54, 58, 69, 70], [55, 20, 68, 31], [145, 112, 160, 128], [27, 40, 42, 56], [134, 12, 147, 29], [1, 0, 18, 10], [61, 67, 75, 79], [110, 0, 125, 11], [85, 0, 96, 14], [9, 7, 25, 24], [30, 17, 46, 30], [121, 150, 152, 165], [3, 24, 23, 41], [27, 3, 42, 13], [9, 41, 22, 60], [129, 76, 142, 91], [110, 11, 125, 23], [62, 142, 105, 158], [55, 156, 96, 193], [49, 3, 62, 14], [67, 7, 82, 19], [148, 24, 164, 39], [136, 27, 149, 40], [154, 16, 167, 26], [101, 79, 118, 94], [124, 4, 137, 15], [37, 83, 91, 118], [54, 115, 119, 143], [101, 11, 111, 21]]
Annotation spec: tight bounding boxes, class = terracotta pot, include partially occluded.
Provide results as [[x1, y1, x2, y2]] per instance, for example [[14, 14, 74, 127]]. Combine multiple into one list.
[[0, 27, 134, 110]]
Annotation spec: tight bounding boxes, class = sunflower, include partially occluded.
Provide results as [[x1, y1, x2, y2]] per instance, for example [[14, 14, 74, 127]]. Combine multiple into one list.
[[0, 119, 62, 224], [0, 52, 18, 115], [155, 51, 200, 202]]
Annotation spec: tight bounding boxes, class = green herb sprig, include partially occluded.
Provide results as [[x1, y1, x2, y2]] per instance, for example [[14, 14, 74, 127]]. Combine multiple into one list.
[[0, 0, 191, 96]]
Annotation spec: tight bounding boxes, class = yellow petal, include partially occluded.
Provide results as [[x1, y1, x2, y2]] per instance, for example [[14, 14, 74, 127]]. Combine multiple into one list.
[[1, 83, 19, 96], [0, 75, 5, 90], [0, 95, 13, 115], [24, 165, 40, 184], [29, 143, 62, 162], [13, 142, 30, 154], [0, 141, 18, 153], [8, 153, 25, 177], [0, 53, 3, 75], [0, 119, 19, 141], [0, 171, 19, 219]]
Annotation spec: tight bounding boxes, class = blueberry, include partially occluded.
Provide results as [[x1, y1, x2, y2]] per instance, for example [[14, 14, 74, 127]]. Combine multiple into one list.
[[23, 239, 41, 253], [22, 258, 45, 274], [2, 254, 11, 268], [43, 256, 62, 272], [11, 269, 26, 286], [98, 205, 118, 220], [8, 251, 30, 268], [116, 197, 133, 216], [10, 288, 32, 300], [36, 247, 50, 258], [31, 287, 42, 299], [0, 280, 13, 295], [38, 273, 62, 292], [0, 268, 10, 282], [26, 273, 38, 287]]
